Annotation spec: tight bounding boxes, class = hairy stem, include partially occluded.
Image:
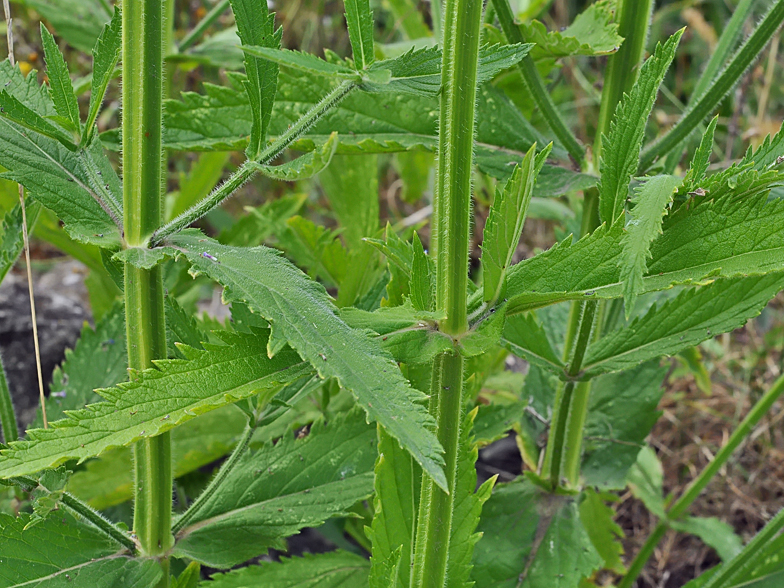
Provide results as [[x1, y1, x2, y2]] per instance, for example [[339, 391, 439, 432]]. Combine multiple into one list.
[[619, 373, 784, 588], [640, 0, 784, 171], [490, 0, 584, 165], [123, 0, 172, 582], [151, 79, 356, 245]]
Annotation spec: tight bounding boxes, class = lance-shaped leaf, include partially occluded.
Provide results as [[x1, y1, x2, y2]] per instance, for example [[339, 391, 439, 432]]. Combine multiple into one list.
[[0, 89, 77, 149], [482, 144, 549, 305], [40, 24, 80, 133], [159, 230, 447, 491], [582, 274, 784, 377], [599, 30, 683, 225], [619, 174, 681, 317], [0, 330, 310, 478], [502, 312, 565, 375], [344, 0, 375, 70], [240, 46, 361, 81], [250, 132, 338, 181], [173, 409, 377, 567], [84, 7, 122, 144], [0, 511, 161, 588], [682, 115, 718, 191], [203, 551, 370, 588], [411, 232, 434, 312], [229, 0, 282, 159]]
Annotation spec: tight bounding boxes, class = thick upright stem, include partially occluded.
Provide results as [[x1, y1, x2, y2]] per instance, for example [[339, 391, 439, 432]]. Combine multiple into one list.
[[123, 0, 172, 581]]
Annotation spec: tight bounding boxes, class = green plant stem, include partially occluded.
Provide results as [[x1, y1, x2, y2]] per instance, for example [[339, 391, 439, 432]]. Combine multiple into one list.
[[619, 373, 784, 588], [123, 0, 172, 582], [640, 0, 784, 171], [172, 421, 255, 535], [11, 475, 138, 552], [490, 0, 584, 165], [178, 0, 230, 52], [0, 351, 18, 443], [151, 79, 357, 245]]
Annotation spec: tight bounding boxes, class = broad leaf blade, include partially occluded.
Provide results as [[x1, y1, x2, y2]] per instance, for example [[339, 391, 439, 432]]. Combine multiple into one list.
[[579, 488, 626, 574], [344, 0, 375, 70], [599, 30, 684, 225], [40, 24, 80, 132], [0, 331, 309, 478], [619, 174, 681, 316], [502, 312, 565, 374], [85, 7, 122, 143], [173, 409, 377, 567], [160, 231, 447, 491]]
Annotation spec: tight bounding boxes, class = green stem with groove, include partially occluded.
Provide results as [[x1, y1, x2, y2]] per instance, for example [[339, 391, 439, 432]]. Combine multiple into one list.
[[619, 373, 784, 588], [179, 0, 230, 52], [123, 0, 171, 583], [0, 351, 18, 443], [490, 0, 584, 165], [411, 0, 482, 584], [151, 79, 357, 245], [640, 0, 784, 171]]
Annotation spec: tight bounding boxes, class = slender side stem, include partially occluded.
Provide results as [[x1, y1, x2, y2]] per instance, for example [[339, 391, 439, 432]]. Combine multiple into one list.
[[0, 351, 18, 443], [123, 0, 172, 582], [490, 0, 584, 165], [619, 373, 784, 588], [172, 422, 254, 535], [640, 0, 784, 171], [151, 79, 357, 245], [179, 0, 230, 52]]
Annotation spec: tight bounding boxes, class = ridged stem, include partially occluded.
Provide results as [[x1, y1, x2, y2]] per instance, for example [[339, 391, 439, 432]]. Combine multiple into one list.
[[490, 0, 584, 164], [619, 373, 784, 588], [0, 351, 18, 443], [123, 0, 172, 583], [640, 0, 784, 171]]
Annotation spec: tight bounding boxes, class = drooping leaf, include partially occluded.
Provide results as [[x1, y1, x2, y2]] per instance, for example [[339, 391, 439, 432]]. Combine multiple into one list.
[[579, 489, 625, 574], [682, 115, 719, 191], [24, 0, 111, 53], [84, 7, 122, 144], [173, 409, 377, 567], [240, 46, 360, 80], [251, 132, 338, 181], [599, 30, 684, 225], [0, 330, 309, 478], [159, 231, 447, 491], [40, 24, 80, 133], [619, 174, 681, 317], [0, 511, 161, 588], [344, 0, 375, 70], [229, 0, 282, 159], [201, 551, 370, 588], [582, 274, 784, 377], [502, 312, 565, 375], [581, 361, 668, 489]]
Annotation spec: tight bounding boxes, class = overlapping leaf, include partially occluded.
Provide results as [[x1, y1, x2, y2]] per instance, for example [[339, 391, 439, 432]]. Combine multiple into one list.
[[251, 132, 338, 181], [0, 330, 309, 478], [502, 312, 564, 374], [84, 7, 122, 143], [40, 23, 80, 132], [158, 230, 447, 491], [173, 409, 377, 567]]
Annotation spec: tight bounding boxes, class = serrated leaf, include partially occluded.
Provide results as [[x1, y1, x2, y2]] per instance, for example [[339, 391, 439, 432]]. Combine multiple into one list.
[[201, 551, 370, 588], [579, 489, 626, 574], [40, 24, 80, 133], [173, 409, 376, 567], [251, 132, 338, 180], [672, 517, 744, 562], [160, 231, 447, 491], [502, 312, 564, 374], [599, 30, 684, 225], [458, 305, 507, 357], [0, 88, 77, 149], [581, 361, 667, 489], [0, 511, 161, 588], [521, 0, 623, 59], [344, 0, 375, 70], [25, 466, 70, 530], [682, 115, 719, 191], [627, 446, 665, 518], [282, 214, 348, 287], [229, 0, 282, 159], [24, 0, 111, 53], [84, 7, 122, 144], [0, 330, 310, 478], [582, 274, 784, 377], [619, 174, 681, 317], [241, 45, 360, 80]]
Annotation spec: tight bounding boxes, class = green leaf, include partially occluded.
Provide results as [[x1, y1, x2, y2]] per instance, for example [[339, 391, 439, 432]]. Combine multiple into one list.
[[344, 0, 375, 70], [24, 0, 111, 53], [581, 361, 668, 489], [0, 198, 39, 285], [599, 30, 684, 225], [517, 365, 557, 469], [40, 24, 80, 133], [619, 174, 681, 317], [173, 409, 376, 567], [168, 151, 230, 221], [251, 132, 338, 181], [502, 312, 565, 374], [282, 214, 348, 287], [241, 45, 361, 80], [201, 551, 370, 588], [582, 274, 784, 377], [626, 446, 665, 518], [0, 511, 161, 588], [482, 144, 543, 305], [160, 231, 447, 491], [229, 0, 282, 159], [682, 115, 719, 191], [0, 330, 309, 478], [411, 232, 434, 312], [521, 0, 623, 59], [672, 517, 744, 562], [84, 7, 122, 144], [0, 88, 77, 149], [174, 562, 201, 588], [579, 489, 625, 574]]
